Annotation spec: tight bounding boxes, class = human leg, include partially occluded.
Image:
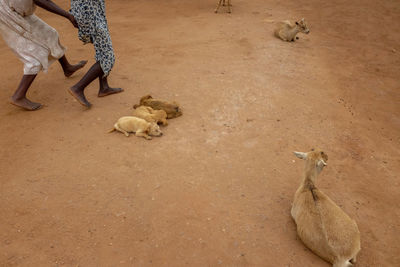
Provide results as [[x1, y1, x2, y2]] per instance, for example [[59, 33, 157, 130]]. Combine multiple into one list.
[[69, 61, 103, 108], [10, 74, 41, 111], [92, 22, 122, 97], [58, 55, 87, 77], [98, 75, 123, 97]]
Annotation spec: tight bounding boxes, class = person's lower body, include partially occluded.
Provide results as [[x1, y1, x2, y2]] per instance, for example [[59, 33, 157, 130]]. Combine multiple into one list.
[[1, 14, 87, 110], [10, 56, 87, 110], [68, 61, 123, 108], [69, 25, 123, 108]]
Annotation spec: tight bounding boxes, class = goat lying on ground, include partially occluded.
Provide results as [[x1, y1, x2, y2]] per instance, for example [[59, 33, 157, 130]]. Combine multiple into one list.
[[275, 18, 310, 41], [291, 149, 360, 267]]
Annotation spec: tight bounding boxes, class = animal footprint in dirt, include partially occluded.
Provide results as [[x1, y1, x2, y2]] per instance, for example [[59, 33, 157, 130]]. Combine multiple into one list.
[[338, 98, 354, 116]]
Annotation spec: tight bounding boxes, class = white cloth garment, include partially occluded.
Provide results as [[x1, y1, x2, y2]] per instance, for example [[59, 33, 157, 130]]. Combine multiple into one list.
[[0, 0, 65, 74], [9, 0, 35, 16]]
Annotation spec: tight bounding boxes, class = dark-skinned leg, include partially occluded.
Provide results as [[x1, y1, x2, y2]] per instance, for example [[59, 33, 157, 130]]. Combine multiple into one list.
[[10, 74, 42, 111], [98, 75, 123, 97], [58, 55, 87, 77], [68, 61, 103, 108]]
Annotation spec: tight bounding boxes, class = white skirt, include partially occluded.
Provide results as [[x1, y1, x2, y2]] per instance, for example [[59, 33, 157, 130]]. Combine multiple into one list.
[[0, 1, 65, 74]]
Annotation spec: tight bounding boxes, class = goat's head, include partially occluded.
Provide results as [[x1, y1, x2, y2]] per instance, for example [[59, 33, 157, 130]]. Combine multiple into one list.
[[296, 18, 310, 34], [294, 148, 328, 173]]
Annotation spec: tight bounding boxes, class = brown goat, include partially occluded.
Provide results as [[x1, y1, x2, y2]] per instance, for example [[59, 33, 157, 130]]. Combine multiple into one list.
[[291, 149, 360, 267]]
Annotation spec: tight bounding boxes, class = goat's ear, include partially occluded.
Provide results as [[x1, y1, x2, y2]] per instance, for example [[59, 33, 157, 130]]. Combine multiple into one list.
[[294, 151, 307, 159]]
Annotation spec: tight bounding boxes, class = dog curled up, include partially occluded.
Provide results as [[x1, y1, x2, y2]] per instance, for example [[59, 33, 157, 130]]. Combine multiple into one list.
[[133, 95, 182, 119], [109, 116, 163, 140], [132, 105, 168, 126]]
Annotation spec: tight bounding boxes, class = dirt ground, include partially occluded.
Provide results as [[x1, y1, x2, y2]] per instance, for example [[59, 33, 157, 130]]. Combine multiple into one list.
[[0, 0, 399, 266]]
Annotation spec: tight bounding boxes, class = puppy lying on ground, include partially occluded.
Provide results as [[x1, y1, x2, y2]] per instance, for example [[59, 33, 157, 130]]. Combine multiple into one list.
[[132, 106, 168, 126], [109, 116, 163, 140], [133, 95, 183, 119]]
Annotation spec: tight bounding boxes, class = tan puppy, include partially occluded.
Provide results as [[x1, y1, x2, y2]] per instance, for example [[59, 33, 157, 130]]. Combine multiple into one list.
[[109, 116, 163, 140], [292, 149, 360, 267], [275, 18, 310, 42], [132, 106, 168, 126], [133, 95, 182, 119]]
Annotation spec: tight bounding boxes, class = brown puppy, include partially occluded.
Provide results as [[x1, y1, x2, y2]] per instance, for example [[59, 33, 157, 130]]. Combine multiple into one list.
[[109, 116, 163, 140], [133, 95, 182, 119], [132, 106, 168, 126]]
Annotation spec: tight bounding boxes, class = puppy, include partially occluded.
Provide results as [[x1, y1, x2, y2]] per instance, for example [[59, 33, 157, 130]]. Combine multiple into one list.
[[132, 105, 168, 126], [133, 95, 183, 119], [109, 116, 163, 140]]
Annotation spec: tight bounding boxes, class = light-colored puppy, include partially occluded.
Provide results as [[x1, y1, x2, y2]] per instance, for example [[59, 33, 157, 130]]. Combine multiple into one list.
[[132, 106, 168, 126], [275, 18, 310, 42], [133, 95, 182, 119], [109, 116, 163, 140]]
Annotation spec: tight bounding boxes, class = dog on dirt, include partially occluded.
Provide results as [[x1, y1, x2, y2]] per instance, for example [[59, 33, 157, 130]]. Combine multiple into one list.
[[133, 95, 182, 119], [109, 116, 163, 140], [132, 105, 168, 126]]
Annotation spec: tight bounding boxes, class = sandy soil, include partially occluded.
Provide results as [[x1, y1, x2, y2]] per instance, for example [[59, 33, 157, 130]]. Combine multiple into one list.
[[0, 0, 399, 266]]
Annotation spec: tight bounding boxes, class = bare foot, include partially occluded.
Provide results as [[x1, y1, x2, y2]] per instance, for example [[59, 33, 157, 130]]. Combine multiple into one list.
[[68, 86, 92, 108], [64, 60, 88, 78], [98, 87, 124, 97], [10, 96, 42, 111]]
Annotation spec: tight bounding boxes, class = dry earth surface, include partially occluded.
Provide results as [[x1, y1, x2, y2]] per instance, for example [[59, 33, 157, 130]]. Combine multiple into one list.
[[0, 0, 399, 266]]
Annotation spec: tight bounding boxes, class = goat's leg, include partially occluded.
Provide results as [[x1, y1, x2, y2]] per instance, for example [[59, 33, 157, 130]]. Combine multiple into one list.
[[222, 0, 226, 6], [227, 0, 232, 13], [215, 0, 223, 13]]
